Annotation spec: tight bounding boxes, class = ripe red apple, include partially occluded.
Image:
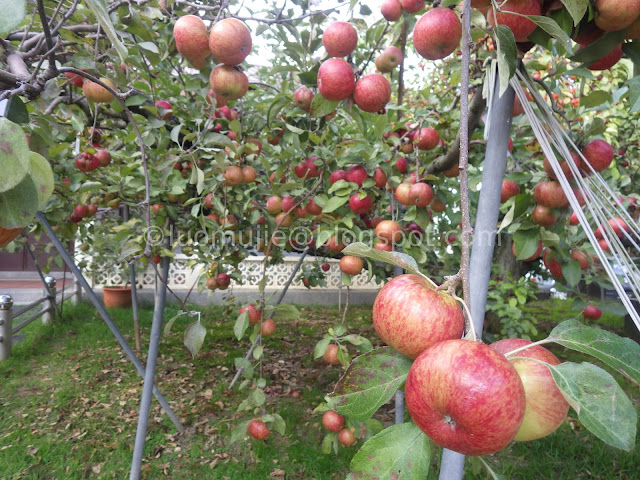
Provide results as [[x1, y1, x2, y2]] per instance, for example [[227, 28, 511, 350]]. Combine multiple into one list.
[[82, 78, 115, 103], [487, 0, 541, 42], [339, 255, 364, 275], [353, 73, 391, 113], [294, 86, 314, 111], [413, 127, 440, 150], [395, 157, 408, 173], [275, 212, 293, 227], [582, 304, 603, 319], [431, 198, 446, 212], [294, 156, 322, 179], [74, 205, 88, 218], [245, 139, 261, 156], [208, 18, 252, 65], [325, 235, 346, 252], [86, 204, 98, 217], [173, 15, 210, 65], [321, 263, 331, 272], [373, 167, 387, 188], [375, 220, 403, 244], [323, 344, 341, 364], [260, 318, 276, 336], [338, 428, 357, 447], [242, 166, 257, 183], [531, 205, 556, 227], [582, 139, 613, 173], [375, 46, 403, 73], [322, 411, 345, 432], [409, 182, 433, 207], [381, 0, 403, 21], [395, 182, 412, 206], [372, 275, 464, 359], [330, 169, 348, 184], [317, 58, 355, 102], [348, 193, 372, 214], [224, 165, 244, 186], [401, 0, 425, 14], [543, 250, 564, 279], [154, 100, 172, 119], [405, 339, 526, 455], [512, 240, 543, 261], [490, 339, 569, 442], [413, 8, 462, 60], [281, 196, 296, 213], [569, 211, 580, 225], [501, 180, 520, 203], [65, 71, 84, 87], [346, 164, 368, 186], [75, 152, 99, 172], [583, 43, 624, 70], [209, 65, 248, 101], [216, 273, 231, 290], [206, 277, 219, 290], [322, 21, 358, 57], [543, 152, 581, 179], [533, 181, 569, 208], [266, 195, 283, 214], [306, 197, 323, 215], [248, 419, 271, 440], [594, 217, 630, 239], [594, 0, 640, 32], [94, 149, 111, 167]]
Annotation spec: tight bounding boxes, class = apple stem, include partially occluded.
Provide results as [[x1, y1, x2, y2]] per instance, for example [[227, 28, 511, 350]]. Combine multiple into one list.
[[503, 339, 554, 357]]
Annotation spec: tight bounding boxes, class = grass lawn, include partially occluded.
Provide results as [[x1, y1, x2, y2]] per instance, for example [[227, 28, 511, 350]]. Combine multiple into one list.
[[0, 296, 638, 479]]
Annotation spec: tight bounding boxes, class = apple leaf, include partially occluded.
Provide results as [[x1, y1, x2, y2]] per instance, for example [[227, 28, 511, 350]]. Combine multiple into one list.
[[561, 260, 582, 287], [628, 75, 640, 113], [314, 336, 331, 359], [0, 0, 26, 35], [267, 94, 292, 127], [570, 30, 627, 65], [547, 319, 640, 385], [0, 117, 31, 193], [0, 174, 39, 228], [622, 41, 640, 66], [28, 152, 54, 210], [526, 16, 573, 54], [271, 303, 300, 320], [184, 320, 207, 360], [493, 26, 517, 97], [342, 242, 421, 277], [580, 90, 611, 108], [310, 94, 338, 118], [346, 422, 430, 480], [325, 347, 413, 421], [84, 0, 128, 64], [229, 419, 251, 444], [322, 195, 348, 213], [512, 230, 539, 260], [547, 362, 636, 451], [234, 311, 250, 341], [559, 0, 589, 26]]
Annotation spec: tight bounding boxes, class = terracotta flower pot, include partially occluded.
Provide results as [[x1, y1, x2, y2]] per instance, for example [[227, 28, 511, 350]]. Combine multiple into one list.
[[103, 286, 132, 308], [0, 226, 23, 248]]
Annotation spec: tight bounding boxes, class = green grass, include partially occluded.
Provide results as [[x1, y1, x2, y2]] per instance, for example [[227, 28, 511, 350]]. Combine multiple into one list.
[[0, 298, 638, 479]]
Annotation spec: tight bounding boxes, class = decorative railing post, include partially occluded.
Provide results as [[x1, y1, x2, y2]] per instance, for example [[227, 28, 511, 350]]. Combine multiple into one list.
[[72, 280, 82, 306], [41, 276, 57, 325], [0, 295, 13, 361]]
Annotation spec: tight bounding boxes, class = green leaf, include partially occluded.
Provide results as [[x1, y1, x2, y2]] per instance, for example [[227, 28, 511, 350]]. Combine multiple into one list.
[[498, 202, 515, 234], [571, 30, 627, 65], [629, 75, 640, 113], [184, 320, 207, 360], [512, 230, 539, 260], [0, 117, 30, 193], [310, 94, 338, 118], [272, 303, 300, 320], [580, 90, 611, 108], [342, 272, 352, 286], [28, 152, 54, 210], [229, 420, 251, 444], [325, 347, 413, 421], [583, 117, 606, 137], [548, 320, 640, 385], [343, 334, 374, 353], [314, 336, 331, 359], [347, 423, 430, 480], [547, 362, 636, 451], [266, 94, 291, 127], [164, 310, 187, 336], [3, 96, 29, 124], [559, 0, 589, 25], [85, 0, 129, 64], [561, 260, 582, 286], [234, 311, 250, 341], [252, 345, 264, 360], [526, 16, 574, 54], [138, 41, 159, 53], [0, 175, 38, 228], [269, 413, 286, 436], [0, 0, 26, 35], [622, 41, 640, 65], [494, 26, 517, 97], [202, 131, 236, 149], [342, 242, 421, 277]]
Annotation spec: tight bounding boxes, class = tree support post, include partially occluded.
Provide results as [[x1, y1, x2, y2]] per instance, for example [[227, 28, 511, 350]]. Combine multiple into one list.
[[35, 212, 184, 433], [228, 247, 309, 390], [41, 276, 57, 325], [123, 205, 142, 353], [438, 80, 515, 480], [129, 234, 171, 480], [0, 295, 13, 361]]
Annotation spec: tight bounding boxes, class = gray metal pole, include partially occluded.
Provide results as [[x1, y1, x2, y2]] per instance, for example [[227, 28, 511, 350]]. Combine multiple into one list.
[[228, 247, 309, 389], [437, 79, 515, 480], [129, 239, 170, 480], [0, 295, 13, 361], [35, 212, 184, 432], [123, 205, 142, 353]]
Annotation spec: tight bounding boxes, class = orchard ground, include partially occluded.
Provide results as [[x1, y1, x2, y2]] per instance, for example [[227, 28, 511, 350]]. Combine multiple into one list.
[[0, 299, 638, 479]]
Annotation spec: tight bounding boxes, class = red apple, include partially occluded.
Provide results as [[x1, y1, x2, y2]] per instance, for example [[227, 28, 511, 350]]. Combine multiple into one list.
[[239, 304, 261, 325], [75, 152, 99, 172], [490, 339, 569, 442], [242, 166, 257, 183], [216, 273, 231, 290], [321, 263, 331, 272], [209, 65, 248, 101], [381, 0, 403, 21], [260, 318, 276, 336], [431, 198, 446, 212], [294, 156, 322, 179], [582, 304, 603, 320], [582, 139, 614, 173], [594, 0, 640, 32], [294, 86, 314, 111], [405, 339, 526, 455], [571, 249, 590, 269], [533, 181, 569, 208], [395, 182, 412, 206], [395, 157, 408, 173], [208, 18, 252, 65], [353, 73, 391, 113], [322, 411, 345, 432], [543, 250, 564, 279], [82, 78, 115, 103], [401, 0, 425, 14], [173, 15, 210, 65], [413, 8, 462, 60], [224, 165, 244, 186], [375, 46, 403, 73], [339, 255, 364, 275], [337, 428, 357, 447], [281, 195, 296, 213], [531, 205, 557, 227], [317, 58, 355, 102], [501, 180, 520, 203], [487, 0, 541, 42], [154, 100, 172, 119], [594, 217, 630, 239], [543, 152, 581, 179], [346, 164, 368, 186], [348, 193, 372, 214], [375, 220, 403, 244], [306, 197, 323, 215], [86, 204, 98, 217], [372, 274, 464, 359], [326, 235, 346, 252], [65, 71, 84, 88], [275, 212, 293, 227], [94, 149, 111, 167], [322, 21, 358, 57], [266, 195, 283, 214], [414, 128, 440, 151], [248, 419, 271, 440], [373, 167, 387, 188], [74, 205, 88, 218], [409, 182, 433, 207], [330, 169, 348, 184], [569, 211, 580, 225]]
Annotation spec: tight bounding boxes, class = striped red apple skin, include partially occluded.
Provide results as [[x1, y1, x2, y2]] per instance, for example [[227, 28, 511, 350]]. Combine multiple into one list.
[[405, 339, 526, 456], [372, 274, 464, 359]]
